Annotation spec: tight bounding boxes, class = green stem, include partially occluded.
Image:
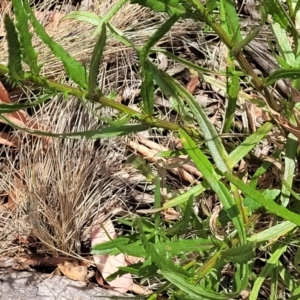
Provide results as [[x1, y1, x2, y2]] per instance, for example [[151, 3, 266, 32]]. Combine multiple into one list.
[[0, 63, 200, 138]]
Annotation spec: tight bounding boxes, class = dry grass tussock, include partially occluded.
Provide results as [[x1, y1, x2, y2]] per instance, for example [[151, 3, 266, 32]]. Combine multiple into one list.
[[0, 95, 129, 256]]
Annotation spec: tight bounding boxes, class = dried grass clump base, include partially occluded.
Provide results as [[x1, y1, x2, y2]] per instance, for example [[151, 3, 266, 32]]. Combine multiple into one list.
[[0, 97, 129, 256]]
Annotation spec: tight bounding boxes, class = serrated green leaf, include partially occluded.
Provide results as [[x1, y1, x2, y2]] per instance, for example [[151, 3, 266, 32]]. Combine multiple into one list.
[[262, 0, 288, 29], [22, 0, 87, 89], [92, 236, 216, 257], [220, 0, 242, 42], [271, 22, 296, 67], [4, 14, 24, 82], [221, 243, 255, 264], [88, 22, 106, 96], [12, 0, 40, 75]]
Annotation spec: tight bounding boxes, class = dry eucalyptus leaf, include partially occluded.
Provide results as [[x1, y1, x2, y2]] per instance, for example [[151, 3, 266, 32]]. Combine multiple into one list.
[[91, 218, 133, 293], [0, 82, 51, 142], [57, 261, 87, 282]]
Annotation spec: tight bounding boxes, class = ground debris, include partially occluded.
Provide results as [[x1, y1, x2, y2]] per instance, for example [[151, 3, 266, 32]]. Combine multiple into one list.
[[0, 268, 127, 299]]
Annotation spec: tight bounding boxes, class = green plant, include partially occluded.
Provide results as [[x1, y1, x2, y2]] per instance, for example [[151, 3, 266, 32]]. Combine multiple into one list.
[[3, 0, 300, 298]]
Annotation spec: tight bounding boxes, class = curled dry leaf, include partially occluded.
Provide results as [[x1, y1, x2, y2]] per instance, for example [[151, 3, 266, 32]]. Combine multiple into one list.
[[0, 82, 51, 146], [91, 218, 133, 293], [209, 204, 225, 241], [162, 207, 181, 221], [57, 261, 87, 282]]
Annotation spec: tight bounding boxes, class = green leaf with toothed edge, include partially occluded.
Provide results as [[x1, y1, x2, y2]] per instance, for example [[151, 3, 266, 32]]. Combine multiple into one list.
[[22, 0, 87, 89], [12, 0, 41, 75], [4, 14, 24, 82]]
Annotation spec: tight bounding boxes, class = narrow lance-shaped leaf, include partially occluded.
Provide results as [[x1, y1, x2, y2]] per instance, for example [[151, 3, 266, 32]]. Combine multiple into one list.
[[250, 244, 287, 300], [149, 62, 192, 122], [140, 60, 154, 116], [4, 14, 24, 82], [223, 64, 239, 133], [142, 14, 180, 55], [264, 69, 300, 86], [12, 0, 40, 75], [22, 0, 87, 89], [0, 115, 149, 139], [0, 96, 51, 113], [161, 270, 238, 299], [92, 0, 128, 37], [220, 0, 242, 42], [231, 28, 260, 55], [179, 129, 246, 243], [224, 171, 300, 226], [88, 22, 106, 96], [280, 134, 298, 207], [130, 0, 187, 15], [261, 0, 289, 30], [228, 122, 273, 168]]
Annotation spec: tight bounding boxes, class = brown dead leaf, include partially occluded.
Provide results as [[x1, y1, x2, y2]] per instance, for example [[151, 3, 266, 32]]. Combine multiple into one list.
[[125, 255, 143, 265], [131, 283, 152, 295], [0, 82, 52, 146], [91, 218, 133, 293], [57, 261, 87, 282], [162, 207, 181, 221], [186, 75, 199, 94]]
